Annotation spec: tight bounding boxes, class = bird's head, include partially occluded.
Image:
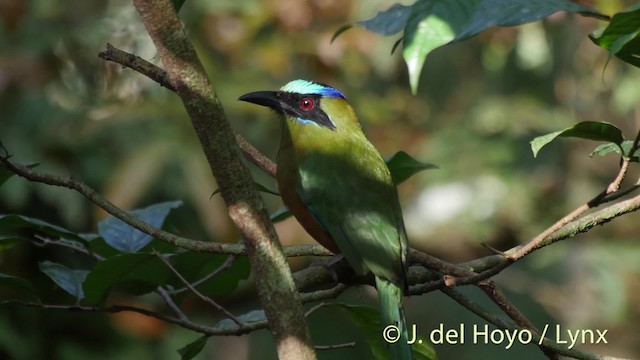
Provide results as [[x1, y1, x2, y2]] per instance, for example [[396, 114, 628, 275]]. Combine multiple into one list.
[[239, 79, 353, 131]]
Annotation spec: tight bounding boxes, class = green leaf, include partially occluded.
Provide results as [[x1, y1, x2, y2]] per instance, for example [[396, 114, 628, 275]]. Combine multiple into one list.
[[329, 303, 436, 360], [39, 261, 88, 300], [177, 336, 208, 360], [590, 140, 640, 161], [171, 0, 186, 13], [0, 273, 38, 297], [385, 151, 437, 185], [211, 182, 279, 199], [331, 24, 353, 43], [530, 121, 625, 157], [83, 253, 168, 304], [0, 236, 23, 251], [0, 214, 86, 242], [185, 255, 251, 298], [590, 2, 640, 68], [270, 207, 293, 223], [403, 0, 602, 93], [97, 201, 182, 253], [0, 162, 38, 187], [358, 3, 413, 36], [214, 309, 266, 330]]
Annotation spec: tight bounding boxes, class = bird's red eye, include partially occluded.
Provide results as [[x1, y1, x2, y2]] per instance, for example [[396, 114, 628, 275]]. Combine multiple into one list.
[[300, 98, 314, 111]]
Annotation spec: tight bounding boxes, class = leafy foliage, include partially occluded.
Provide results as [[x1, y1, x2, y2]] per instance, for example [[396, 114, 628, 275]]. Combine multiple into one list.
[[327, 303, 436, 360], [177, 335, 209, 360], [386, 151, 437, 185], [590, 2, 640, 68], [39, 261, 88, 301], [341, 0, 602, 92], [530, 121, 625, 157], [98, 201, 182, 253]]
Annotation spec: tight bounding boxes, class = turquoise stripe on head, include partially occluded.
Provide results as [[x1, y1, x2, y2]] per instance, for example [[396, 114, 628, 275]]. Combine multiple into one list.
[[281, 79, 345, 99]]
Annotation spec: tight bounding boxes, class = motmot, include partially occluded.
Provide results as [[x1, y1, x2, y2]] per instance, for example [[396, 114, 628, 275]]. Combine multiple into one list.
[[240, 79, 413, 360]]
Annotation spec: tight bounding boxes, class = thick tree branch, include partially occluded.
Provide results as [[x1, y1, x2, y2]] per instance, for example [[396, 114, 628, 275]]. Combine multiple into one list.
[[130, 1, 314, 358]]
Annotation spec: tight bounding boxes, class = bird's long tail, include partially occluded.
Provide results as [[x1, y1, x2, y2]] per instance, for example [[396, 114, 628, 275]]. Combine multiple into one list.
[[376, 276, 413, 360]]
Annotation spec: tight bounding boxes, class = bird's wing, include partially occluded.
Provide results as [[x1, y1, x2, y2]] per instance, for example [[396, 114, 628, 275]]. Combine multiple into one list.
[[296, 144, 408, 284]]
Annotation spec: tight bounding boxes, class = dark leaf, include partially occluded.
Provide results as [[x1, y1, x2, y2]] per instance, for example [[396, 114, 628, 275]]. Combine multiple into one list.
[[358, 3, 413, 36], [0, 273, 38, 297], [83, 253, 168, 304], [331, 24, 353, 43], [97, 201, 182, 253], [0, 214, 86, 242], [590, 3, 640, 68], [328, 303, 436, 360], [530, 121, 624, 157], [177, 336, 208, 360], [211, 182, 279, 200], [215, 309, 266, 330], [590, 140, 640, 161], [386, 151, 437, 185], [403, 0, 602, 92], [39, 261, 88, 300], [171, 0, 186, 13], [270, 207, 292, 223], [188, 255, 250, 298], [0, 236, 23, 251]]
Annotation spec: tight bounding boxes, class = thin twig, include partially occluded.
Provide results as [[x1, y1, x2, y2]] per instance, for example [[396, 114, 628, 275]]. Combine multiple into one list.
[[0, 153, 332, 257], [441, 288, 612, 360], [314, 342, 356, 351], [153, 251, 246, 328], [33, 235, 104, 260], [156, 287, 189, 321], [98, 43, 277, 178], [5, 300, 265, 336], [169, 255, 237, 295]]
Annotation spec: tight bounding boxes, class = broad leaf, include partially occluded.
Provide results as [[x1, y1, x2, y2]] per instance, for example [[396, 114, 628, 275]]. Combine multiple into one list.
[[177, 335, 208, 360], [185, 255, 250, 298], [0, 236, 23, 251], [98, 201, 182, 253], [83, 253, 168, 304], [590, 140, 640, 162], [211, 182, 279, 199], [0, 273, 38, 297], [402, 0, 602, 92], [359, 3, 413, 36], [0, 214, 86, 242], [530, 121, 624, 157], [215, 309, 266, 330], [270, 207, 292, 223], [590, 2, 640, 68], [171, 0, 186, 13], [386, 151, 437, 185], [39, 261, 88, 300], [330, 303, 436, 360], [165, 252, 249, 298]]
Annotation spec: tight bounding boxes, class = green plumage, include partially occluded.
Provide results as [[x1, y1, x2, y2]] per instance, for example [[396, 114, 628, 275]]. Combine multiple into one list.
[[240, 80, 412, 360]]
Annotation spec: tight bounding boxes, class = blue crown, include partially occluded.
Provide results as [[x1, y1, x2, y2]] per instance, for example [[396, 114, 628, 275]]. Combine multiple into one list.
[[281, 79, 345, 99]]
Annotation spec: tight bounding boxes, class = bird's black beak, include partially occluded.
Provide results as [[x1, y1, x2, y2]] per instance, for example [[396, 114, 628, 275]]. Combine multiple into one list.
[[238, 91, 281, 111]]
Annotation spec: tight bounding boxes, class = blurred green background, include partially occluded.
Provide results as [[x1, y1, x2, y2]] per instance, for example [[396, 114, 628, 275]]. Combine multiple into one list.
[[1, 0, 639, 359]]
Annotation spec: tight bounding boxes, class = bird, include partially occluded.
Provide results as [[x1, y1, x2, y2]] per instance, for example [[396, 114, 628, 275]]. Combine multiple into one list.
[[239, 79, 412, 360]]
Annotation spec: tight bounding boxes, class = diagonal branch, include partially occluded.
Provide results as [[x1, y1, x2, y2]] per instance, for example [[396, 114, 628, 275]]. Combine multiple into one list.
[[98, 43, 276, 178]]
